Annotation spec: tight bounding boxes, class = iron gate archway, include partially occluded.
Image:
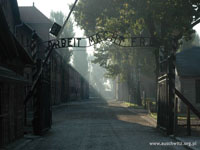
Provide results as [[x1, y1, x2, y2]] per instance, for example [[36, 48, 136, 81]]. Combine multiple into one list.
[[27, 22, 177, 135]]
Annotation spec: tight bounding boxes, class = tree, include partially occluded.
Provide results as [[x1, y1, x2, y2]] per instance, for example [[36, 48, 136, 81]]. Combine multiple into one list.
[[73, 0, 200, 65], [88, 55, 112, 97], [50, 10, 74, 63], [74, 1, 200, 38], [179, 32, 200, 52], [73, 0, 200, 103]]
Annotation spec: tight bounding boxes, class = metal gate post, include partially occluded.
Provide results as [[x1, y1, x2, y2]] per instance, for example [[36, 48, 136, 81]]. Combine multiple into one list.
[[167, 54, 175, 135], [157, 44, 176, 135]]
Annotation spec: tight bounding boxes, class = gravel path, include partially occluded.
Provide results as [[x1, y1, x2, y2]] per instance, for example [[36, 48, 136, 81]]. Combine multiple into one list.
[[18, 99, 189, 150]]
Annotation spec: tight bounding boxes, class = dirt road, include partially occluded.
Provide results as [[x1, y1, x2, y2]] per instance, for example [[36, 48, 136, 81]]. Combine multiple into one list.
[[18, 98, 189, 150]]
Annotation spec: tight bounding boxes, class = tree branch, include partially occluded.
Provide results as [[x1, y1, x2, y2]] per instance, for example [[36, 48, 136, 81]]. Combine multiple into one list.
[[191, 19, 200, 28]]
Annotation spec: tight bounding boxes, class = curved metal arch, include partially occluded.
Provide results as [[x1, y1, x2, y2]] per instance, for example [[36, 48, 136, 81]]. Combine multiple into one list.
[[44, 30, 154, 49]]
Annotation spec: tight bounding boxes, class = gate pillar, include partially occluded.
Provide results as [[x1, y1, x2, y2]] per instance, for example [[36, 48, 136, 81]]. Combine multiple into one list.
[[157, 45, 176, 135]]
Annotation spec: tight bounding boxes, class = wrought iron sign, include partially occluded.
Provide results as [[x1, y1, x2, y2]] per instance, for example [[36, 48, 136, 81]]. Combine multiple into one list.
[[47, 31, 153, 49]]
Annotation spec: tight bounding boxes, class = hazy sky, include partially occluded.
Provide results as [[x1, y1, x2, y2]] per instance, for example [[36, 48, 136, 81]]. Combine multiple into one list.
[[17, 0, 85, 38], [17, 0, 200, 36], [17, 0, 74, 17]]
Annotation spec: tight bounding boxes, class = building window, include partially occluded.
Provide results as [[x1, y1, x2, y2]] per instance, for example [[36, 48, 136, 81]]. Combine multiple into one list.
[[196, 80, 200, 103]]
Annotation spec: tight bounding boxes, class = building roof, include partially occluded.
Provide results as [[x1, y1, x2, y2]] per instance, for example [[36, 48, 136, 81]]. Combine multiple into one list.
[[0, 6, 19, 58], [11, 0, 21, 24], [176, 47, 200, 77], [0, 7, 33, 66], [0, 66, 29, 83], [19, 6, 52, 24], [13, 36, 34, 65]]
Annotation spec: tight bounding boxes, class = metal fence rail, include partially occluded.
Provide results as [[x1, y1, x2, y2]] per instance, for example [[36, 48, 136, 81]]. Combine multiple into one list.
[[175, 89, 200, 136], [0, 113, 9, 146]]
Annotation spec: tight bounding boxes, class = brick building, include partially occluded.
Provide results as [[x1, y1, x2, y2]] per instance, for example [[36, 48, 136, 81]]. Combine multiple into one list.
[[0, 0, 34, 146], [51, 51, 89, 104], [19, 4, 53, 135], [0, 1, 89, 146], [51, 51, 62, 105]]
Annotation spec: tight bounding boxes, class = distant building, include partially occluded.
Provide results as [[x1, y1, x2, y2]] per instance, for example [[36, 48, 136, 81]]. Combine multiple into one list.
[[19, 5, 52, 42], [176, 47, 200, 112], [51, 52, 90, 104], [19, 3, 89, 109], [19, 5, 53, 60]]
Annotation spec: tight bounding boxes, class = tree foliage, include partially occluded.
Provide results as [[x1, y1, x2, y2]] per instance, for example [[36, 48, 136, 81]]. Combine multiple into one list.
[[88, 55, 110, 95], [179, 32, 200, 51], [50, 10, 74, 63], [73, 0, 200, 100], [74, 0, 200, 40]]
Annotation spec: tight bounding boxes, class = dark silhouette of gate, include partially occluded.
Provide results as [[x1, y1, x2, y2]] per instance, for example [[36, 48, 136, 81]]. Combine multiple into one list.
[[157, 47, 175, 135], [24, 59, 52, 135], [32, 63, 52, 135]]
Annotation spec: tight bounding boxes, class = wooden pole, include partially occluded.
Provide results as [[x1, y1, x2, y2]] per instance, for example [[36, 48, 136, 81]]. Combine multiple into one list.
[[187, 106, 191, 136], [175, 89, 200, 119], [168, 54, 175, 135], [173, 97, 178, 135], [24, 104, 27, 126]]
